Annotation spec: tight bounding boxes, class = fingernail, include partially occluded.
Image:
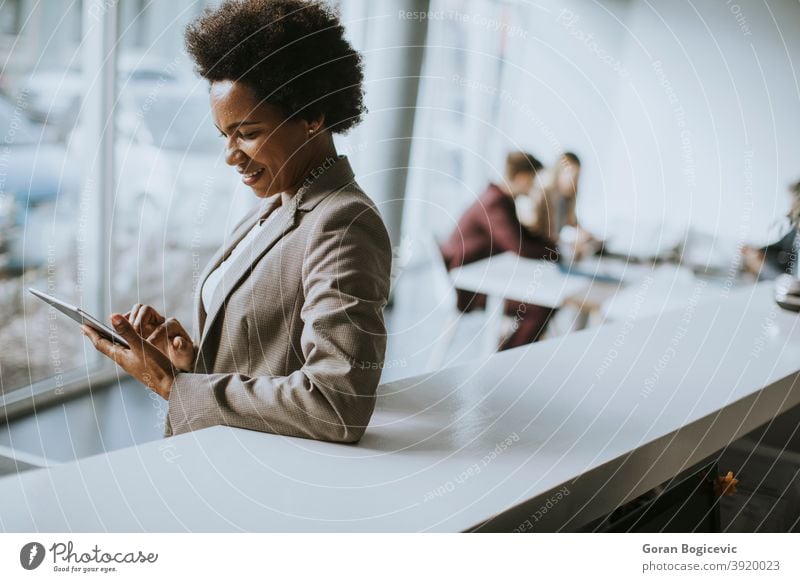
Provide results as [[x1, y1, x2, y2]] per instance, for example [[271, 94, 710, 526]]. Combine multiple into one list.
[[112, 314, 123, 325]]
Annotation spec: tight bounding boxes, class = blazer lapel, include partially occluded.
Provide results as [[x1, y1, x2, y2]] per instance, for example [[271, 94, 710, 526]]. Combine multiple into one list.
[[197, 194, 301, 351], [193, 155, 357, 356], [193, 195, 279, 341]]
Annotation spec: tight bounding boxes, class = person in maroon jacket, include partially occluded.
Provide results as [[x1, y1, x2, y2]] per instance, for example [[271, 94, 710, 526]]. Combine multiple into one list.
[[440, 152, 559, 350]]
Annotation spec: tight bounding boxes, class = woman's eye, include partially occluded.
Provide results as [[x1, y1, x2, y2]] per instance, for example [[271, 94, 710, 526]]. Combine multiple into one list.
[[217, 131, 226, 138], [240, 132, 259, 140]]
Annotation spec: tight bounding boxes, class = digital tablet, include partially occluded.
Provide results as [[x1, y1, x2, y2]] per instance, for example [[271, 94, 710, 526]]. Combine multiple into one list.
[[28, 288, 131, 349]]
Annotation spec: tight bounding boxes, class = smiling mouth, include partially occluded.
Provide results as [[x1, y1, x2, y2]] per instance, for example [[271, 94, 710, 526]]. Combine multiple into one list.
[[240, 167, 264, 184]]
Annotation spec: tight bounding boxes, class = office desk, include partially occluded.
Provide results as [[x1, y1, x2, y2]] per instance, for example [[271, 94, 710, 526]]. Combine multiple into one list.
[[448, 253, 592, 349], [448, 252, 590, 309], [448, 253, 643, 343], [1, 282, 799, 532]]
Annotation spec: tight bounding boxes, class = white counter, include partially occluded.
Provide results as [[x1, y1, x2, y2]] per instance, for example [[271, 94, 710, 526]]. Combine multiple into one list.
[[1, 282, 798, 532]]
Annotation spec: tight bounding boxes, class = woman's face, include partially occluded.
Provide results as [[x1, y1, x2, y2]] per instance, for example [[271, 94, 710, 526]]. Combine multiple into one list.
[[555, 161, 580, 197], [210, 80, 316, 198]]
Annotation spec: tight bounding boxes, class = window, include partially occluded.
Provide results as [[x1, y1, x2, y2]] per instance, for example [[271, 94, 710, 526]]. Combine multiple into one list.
[[0, 0, 91, 396], [0, 0, 257, 408], [110, 1, 251, 329], [402, 0, 510, 243]]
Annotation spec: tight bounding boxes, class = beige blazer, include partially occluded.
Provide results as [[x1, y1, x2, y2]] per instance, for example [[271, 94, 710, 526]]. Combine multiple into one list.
[[164, 156, 392, 443]]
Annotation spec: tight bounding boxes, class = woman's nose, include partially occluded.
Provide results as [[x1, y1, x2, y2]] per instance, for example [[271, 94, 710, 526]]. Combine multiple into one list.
[[224, 139, 247, 166]]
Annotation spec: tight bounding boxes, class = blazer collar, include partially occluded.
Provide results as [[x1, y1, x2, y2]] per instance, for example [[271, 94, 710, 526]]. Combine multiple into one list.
[[295, 154, 356, 212], [246, 154, 355, 218], [193, 155, 356, 352]]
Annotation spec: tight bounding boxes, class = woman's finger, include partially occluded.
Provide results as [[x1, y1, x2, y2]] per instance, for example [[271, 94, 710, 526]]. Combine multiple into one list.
[[134, 305, 163, 335], [128, 304, 146, 333], [163, 317, 191, 340], [145, 324, 167, 344], [81, 324, 127, 365], [132, 305, 150, 334], [127, 303, 142, 325], [110, 314, 146, 353]]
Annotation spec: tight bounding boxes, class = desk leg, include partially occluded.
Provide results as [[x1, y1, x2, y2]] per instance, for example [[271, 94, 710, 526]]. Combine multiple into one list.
[[574, 306, 592, 331], [484, 294, 505, 353], [427, 310, 460, 371]]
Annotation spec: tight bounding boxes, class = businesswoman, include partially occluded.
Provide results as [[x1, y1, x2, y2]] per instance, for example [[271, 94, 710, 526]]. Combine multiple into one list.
[[83, 0, 392, 443]]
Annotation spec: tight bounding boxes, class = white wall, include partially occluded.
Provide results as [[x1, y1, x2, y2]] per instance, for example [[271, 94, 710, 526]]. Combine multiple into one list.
[[401, 0, 800, 258], [400, 0, 635, 244], [495, 0, 633, 235], [596, 0, 800, 250]]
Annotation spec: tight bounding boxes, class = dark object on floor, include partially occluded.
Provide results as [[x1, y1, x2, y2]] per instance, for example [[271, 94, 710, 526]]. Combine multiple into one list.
[[582, 460, 721, 532]]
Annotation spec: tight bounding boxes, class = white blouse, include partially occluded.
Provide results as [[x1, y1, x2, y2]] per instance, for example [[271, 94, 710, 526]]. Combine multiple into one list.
[[201, 208, 279, 312]]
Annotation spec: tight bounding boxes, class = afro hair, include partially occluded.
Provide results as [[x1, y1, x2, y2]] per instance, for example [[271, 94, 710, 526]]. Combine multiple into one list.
[[185, 0, 366, 134]]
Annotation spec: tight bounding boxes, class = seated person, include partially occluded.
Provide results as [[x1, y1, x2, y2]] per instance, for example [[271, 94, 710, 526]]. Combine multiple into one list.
[[440, 151, 559, 350], [742, 179, 800, 280], [517, 151, 596, 260]]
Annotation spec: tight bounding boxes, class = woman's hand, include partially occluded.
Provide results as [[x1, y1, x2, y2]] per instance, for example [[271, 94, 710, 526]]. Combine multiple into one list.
[[126, 303, 165, 338], [145, 318, 196, 372], [741, 246, 766, 277], [82, 314, 176, 400], [125, 304, 195, 372]]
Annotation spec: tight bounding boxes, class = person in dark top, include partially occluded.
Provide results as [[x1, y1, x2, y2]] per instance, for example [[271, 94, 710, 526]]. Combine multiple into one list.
[[742, 179, 800, 280], [440, 151, 559, 350]]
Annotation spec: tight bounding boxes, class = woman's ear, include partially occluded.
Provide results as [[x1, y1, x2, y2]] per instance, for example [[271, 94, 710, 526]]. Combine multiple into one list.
[[306, 114, 326, 136]]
